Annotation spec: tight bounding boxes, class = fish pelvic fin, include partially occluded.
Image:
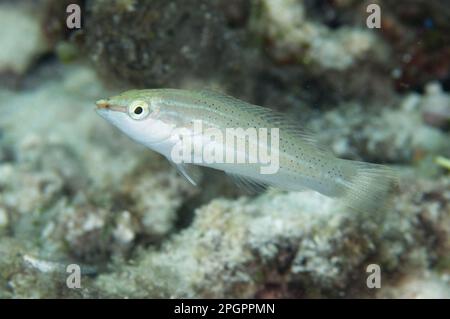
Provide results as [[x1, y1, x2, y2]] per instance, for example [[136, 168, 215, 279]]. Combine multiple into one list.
[[169, 161, 202, 186], [337, 160, 399, 215]]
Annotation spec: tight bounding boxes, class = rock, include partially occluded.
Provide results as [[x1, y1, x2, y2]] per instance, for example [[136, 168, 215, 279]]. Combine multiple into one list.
[[377, 272, 450, 299], [254, 0, 380, 71], [94, 177, 450, 298], [421, 82, 450, 129], [81, 0, 253, 93], [0, 5, 48, 75], [309, 92, 450, 164]]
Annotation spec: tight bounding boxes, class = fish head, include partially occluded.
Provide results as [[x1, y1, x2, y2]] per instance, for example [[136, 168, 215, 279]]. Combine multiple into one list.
[[96, 90, 175, 147]]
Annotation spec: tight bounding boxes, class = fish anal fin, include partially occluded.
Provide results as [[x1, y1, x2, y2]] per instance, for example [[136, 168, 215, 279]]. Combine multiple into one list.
[[226, 173, 268, 194]]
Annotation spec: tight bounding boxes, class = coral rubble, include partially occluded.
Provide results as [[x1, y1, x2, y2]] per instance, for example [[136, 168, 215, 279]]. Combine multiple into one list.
[[0, 0, 449, 299]]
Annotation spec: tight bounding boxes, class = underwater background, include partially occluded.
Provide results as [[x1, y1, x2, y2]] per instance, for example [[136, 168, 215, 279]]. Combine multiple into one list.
[[0, 0, 449, 298]]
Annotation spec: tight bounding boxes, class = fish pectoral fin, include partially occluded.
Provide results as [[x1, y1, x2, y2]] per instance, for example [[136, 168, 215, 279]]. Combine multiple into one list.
[[226, 173, 268, 194], [169, 161, 202, 186]]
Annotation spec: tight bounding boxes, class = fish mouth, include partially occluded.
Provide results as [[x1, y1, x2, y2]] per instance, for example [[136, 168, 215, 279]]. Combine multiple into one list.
[[96, 99, 110, 109], [95, 100, 127, 112]]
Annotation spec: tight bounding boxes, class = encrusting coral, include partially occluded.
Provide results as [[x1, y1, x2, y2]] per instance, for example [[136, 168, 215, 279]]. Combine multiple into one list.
[[93, 177, 450, 298], [0, 0, 449, 299]]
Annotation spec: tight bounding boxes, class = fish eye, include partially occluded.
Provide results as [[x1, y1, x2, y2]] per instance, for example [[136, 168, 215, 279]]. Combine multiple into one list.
[[128, 100, 150, 120]]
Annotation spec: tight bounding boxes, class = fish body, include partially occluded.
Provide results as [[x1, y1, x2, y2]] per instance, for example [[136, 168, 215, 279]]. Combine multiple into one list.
[[96, 89, 396, 213]]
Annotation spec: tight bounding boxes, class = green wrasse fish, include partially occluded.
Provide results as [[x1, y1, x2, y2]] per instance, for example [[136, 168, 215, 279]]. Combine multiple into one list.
[[96, 89, 396, 213]]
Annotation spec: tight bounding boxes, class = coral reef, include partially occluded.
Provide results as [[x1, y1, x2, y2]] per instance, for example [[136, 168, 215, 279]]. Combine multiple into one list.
[[245, 0, 396, 107], [94, 176, 450, 298], [0, 3, 49, 87], [308, 87, 450, 164], [81, 0, 254, 94], [254, 0, 380, 71], [421, 82, 450, 129], [379, 0, 450, 91], [377, 272, 450, 298], [78, 0, 394, 108], [0, 0, 449, 299]]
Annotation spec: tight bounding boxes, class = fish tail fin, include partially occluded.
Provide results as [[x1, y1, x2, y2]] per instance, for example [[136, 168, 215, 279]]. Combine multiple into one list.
[[337, 160, 398, 214]]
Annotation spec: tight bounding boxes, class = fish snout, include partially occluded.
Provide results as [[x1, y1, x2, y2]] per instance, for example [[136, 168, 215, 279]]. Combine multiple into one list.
[[95, 100, 127, 113], [96, 99, 110, 109]]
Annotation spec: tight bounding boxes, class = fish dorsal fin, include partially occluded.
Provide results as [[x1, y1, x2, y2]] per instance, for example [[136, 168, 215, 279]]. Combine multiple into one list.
[[198, 89, 332, 155], [226, 173, 268, 194], [169, 161, 202, 186], [198, 89, 247, 104]]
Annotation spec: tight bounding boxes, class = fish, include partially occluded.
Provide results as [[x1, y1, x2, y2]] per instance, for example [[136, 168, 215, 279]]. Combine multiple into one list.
[[96, 89, 397, 214]]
